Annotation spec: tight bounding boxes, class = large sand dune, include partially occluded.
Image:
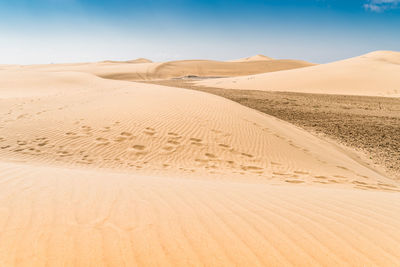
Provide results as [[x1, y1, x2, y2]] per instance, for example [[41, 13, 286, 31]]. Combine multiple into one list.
[[196, 51, 400, 97], [0, 70, 393, 188], [0, 60, 399, 265]]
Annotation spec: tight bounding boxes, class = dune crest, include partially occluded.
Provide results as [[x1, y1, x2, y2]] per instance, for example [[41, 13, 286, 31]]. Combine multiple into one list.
[[196, 50, 400, 97], [361, 50, 400, 64]]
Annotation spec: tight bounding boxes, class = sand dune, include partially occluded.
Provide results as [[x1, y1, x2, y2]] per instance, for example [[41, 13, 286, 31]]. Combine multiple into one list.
[[1, 57, 314, 81], [0, 70, 104, 98], [0, 60, 399, 265], [229, 54, 274, 62], [0, 70, 393, 189], [196, 51, 400, 97], [0, 161, 399, 266], [101, 58, 153, 64]]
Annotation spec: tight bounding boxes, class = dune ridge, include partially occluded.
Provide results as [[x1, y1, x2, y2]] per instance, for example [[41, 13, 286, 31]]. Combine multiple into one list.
[[196, 51, 400, 97]]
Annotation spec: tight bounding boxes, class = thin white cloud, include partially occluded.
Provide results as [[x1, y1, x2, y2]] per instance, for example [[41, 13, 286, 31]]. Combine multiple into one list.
[[364, 0, 400, 12]]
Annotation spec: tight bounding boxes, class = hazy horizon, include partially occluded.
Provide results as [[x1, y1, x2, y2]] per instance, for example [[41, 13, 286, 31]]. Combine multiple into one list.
[[1, 0, 399, 65]]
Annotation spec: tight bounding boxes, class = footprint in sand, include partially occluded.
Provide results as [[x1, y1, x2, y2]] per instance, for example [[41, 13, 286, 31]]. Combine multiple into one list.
[[218, 144, 230, 148], [191, 141, 202, 146], [286, 180, 305, 184], [273, 172, 288, 176], [241, 166, 264, 174], [57, 150, 72, 157], [132, 145, 145, 150], [190, 138, 202, 143], [120, 132, 133, 137], [143, 128, 156, 136], [95, 137, 110, 145], [241, 152, 253, 158], [336, 166, 349, 171], [294, 171, 309, 175], [16, 140, 28, 147], [162, 138, 181, 153], [205, 153, 217, 159], [271, 162, 281, 166], [37, 140, 49, 147], [101, 126, 111, 132], [313, 180, 329, 184], [114, 135, 127, 142], [167, 140, 180, 145], [81, 125, 92, 131], [352, 181, 367, 185], [131, 145, 148, 156]]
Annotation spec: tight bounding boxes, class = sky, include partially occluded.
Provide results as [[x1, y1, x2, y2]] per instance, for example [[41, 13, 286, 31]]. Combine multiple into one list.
[[0, 0, 399, 64]]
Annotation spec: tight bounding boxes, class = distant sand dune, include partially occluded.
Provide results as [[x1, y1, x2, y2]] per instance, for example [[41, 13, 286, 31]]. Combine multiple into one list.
[[229, 54, 274, 62], [2, 57, 314, 81], [196, 51, 400, 97], [101, 58, 153, 64]]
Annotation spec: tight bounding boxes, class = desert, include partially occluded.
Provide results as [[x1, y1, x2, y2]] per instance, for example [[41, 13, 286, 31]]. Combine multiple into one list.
[[0, 52, 399, 266], [1, 0, 400, 266]]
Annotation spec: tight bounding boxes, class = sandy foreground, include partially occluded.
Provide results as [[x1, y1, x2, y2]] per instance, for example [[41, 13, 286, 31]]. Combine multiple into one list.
[[0, 56, 400, 266]]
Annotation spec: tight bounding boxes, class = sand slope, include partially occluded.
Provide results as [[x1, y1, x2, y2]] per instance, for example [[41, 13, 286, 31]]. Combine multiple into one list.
[[0, 161, 399, 266], [196, 51, 400, 97]]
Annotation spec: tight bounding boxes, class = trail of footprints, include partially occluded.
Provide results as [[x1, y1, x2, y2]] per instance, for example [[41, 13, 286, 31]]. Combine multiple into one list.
[[0, 122, 398, 192]]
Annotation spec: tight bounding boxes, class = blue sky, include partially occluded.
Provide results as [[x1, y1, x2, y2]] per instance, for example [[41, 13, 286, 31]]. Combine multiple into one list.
[[0, 0, 399, 64]]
